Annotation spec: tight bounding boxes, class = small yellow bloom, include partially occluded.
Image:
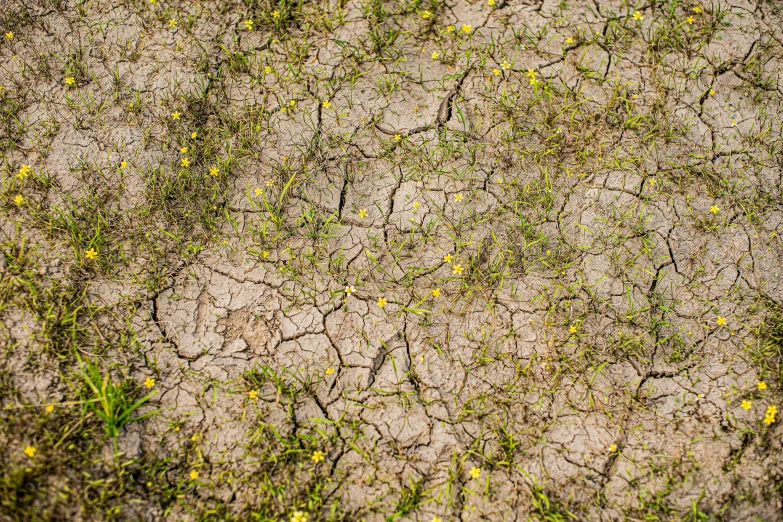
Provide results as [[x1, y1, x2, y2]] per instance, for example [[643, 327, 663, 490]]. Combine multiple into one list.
[[244, 19, 254, 30], [443, 254, 453, 263], [264, 65, 272, 74], [731, 120, 737, 127], [5, 32, 13, 39], [394, 134, 402, 141], [461, 24, 472, 33], [172, 111, 180, 119], [526, 68, 536, 78], [85, 248, 98, 260], [716, 316, 726, 326], [254, 187, 263, 196], [710, 205, 719, 214], [311, 450, 325, 462], [431, 51, 439, 59], [741, 400, 752, 410], [14, 194, 24, 205], [566, 36, 574, 44], [412, 201, 420, 208], [189, 470, 199, 479], [322, 100, 332, 109], [758, 381, 767, 391], [290, 512, 308, 522], [358, 208, 368, 218], [325, 367, 335, 375], [569, 325, 578, 334], [168, 19, 177, 28], [377, 297, 387, 308], [421, 10, 432, 19], [609, 443, 618, 453], [289, 100, 296, 108], [248, 389, 258, 399], [686, 15, 694, 24], [487, 0, 495, 5], [17, 164, 31, 179], [45, 404, 54, 413], [446, 24, 455, 32], [64, 77, 75, 86], [432, 288, 440, 297], [492, 68, 501, 76], [432, 517, 442, 522], [500, 60, 510, 70], [262, 250, 270, 258], [191, 131, 198, 139], [24, 446, 36, 458], [452, 264, 463, 275], [693, 6, 702, 13], [143, 377, 155, 388], [209, 167, 219, 176], [709, 88, 715, 96], [469, 466, 481, 479], [454, 193, 463, 202], [180, 157, 190, 167], [345, 285, 355, 295], [119, 160, 127, 169], [632, 11, 642, 20], [763, 404, 777, 425], [272, 10, 280, 19], [180, 146, 188, 154]]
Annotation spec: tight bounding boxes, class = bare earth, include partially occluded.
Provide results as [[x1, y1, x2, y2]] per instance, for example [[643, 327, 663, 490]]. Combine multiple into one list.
[[1, 0, 783, 520]]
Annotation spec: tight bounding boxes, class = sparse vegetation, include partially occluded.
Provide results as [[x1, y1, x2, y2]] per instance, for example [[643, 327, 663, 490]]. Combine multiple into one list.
[[1, 0, 782, 520]]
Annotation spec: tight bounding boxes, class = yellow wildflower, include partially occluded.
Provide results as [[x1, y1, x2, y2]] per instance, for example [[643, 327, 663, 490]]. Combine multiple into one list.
[[143, 377, 155, 388], [85, 248, 98, 260], [24, 446, 36, 458], [741, 400, 752, 410], [311, 450, 325, 462], [377, 297, 388, 308], [469, 467, 481, 479], [763, 405, 776, 424]]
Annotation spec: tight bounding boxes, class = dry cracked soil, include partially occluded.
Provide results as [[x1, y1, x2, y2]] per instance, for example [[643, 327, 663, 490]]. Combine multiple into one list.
[[1, 0, 783, 520]]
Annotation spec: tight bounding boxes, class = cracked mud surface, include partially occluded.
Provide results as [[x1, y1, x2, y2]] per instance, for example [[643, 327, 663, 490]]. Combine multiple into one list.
[[1, 0, 783, 520]]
